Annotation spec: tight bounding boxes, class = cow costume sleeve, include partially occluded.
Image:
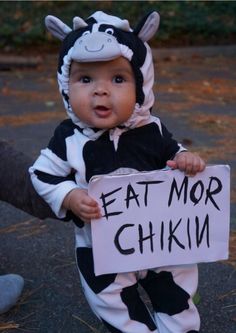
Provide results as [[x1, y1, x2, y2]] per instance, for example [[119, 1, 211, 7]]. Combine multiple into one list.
[[29, 120, 81, 218]]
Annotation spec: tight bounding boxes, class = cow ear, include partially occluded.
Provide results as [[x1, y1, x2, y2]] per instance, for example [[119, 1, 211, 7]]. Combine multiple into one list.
[[45, 15, 72, 40], [73, 16, 88, 30], [134, 11, 160, 42]]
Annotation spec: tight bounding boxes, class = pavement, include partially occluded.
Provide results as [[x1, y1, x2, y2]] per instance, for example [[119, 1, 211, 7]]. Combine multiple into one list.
[[0, 45, 235, 333]]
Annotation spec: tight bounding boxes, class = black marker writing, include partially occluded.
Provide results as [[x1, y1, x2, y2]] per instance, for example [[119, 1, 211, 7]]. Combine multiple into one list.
[[100, 187, 122, 220]]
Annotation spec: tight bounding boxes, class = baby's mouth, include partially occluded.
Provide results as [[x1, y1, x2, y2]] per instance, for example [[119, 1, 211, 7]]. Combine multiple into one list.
[[94, 105, 112, 118], [96, 105, 109, 111]]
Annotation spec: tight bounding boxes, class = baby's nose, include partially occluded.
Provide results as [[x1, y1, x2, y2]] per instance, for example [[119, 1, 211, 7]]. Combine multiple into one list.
[[94, 83, 109, 96]]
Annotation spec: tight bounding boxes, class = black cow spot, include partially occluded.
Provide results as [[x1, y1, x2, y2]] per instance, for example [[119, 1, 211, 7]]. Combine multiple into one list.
[[140, 270, 190, 315], [121, 283, 157, 331], [76, 247, 117, 294]]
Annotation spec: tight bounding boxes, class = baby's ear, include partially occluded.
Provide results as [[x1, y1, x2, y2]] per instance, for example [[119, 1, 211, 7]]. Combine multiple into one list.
[[45, 15, 72, 40], [134, 11, 160, 42]]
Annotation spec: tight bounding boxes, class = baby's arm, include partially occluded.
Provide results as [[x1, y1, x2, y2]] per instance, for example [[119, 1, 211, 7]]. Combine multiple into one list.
[[62, 189, 101, 223], [158, 122, 205, 176], [29, 121, 81, 219], [167, 151, 206, 176]]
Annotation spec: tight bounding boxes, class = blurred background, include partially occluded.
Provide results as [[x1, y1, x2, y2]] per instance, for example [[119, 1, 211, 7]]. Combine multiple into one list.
[[0, 0, 236, 53]]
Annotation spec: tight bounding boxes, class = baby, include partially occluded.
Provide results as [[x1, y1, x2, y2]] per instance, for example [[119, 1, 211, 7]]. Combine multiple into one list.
[[30, 11, 205, 333]]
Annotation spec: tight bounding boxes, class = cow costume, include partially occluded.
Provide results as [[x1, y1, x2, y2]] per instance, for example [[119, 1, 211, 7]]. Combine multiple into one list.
[[30, 11, 200, 333]]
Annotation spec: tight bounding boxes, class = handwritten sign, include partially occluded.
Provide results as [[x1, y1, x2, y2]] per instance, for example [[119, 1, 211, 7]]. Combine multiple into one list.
[[89, 165, 230, 276]]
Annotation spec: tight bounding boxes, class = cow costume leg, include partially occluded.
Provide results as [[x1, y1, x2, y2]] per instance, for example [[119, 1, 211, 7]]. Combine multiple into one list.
[[76, 248, 199, 333], [76, 247, 158, 333], [140, 265, 200, 333]]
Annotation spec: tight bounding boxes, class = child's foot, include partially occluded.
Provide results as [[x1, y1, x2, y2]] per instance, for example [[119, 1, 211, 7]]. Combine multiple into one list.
[[0, 274, 24, 314]]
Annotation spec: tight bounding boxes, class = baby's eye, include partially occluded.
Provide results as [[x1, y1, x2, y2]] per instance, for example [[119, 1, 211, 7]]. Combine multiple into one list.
[[79, 76, 91, 83], [114, 75, 125, 84]]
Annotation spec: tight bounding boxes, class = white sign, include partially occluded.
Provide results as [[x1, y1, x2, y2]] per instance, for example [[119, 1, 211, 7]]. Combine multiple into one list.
[[89, 165, 230, 276]]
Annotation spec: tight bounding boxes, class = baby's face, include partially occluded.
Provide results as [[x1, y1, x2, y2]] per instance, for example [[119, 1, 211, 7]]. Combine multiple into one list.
[[68, 57, 136, 129]]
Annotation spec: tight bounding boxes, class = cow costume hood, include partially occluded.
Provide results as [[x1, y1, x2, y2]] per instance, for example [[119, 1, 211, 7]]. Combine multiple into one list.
[[45, 11, 160, 147]]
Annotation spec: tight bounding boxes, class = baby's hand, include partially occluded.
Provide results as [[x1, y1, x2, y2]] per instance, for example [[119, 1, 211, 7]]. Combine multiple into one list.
[[63, 188, 101, 223], [167, 152, 206, 176]]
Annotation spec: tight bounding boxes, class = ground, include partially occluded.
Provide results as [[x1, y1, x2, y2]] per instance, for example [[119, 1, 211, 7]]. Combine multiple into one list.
[[0, 45, 235, 332]]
